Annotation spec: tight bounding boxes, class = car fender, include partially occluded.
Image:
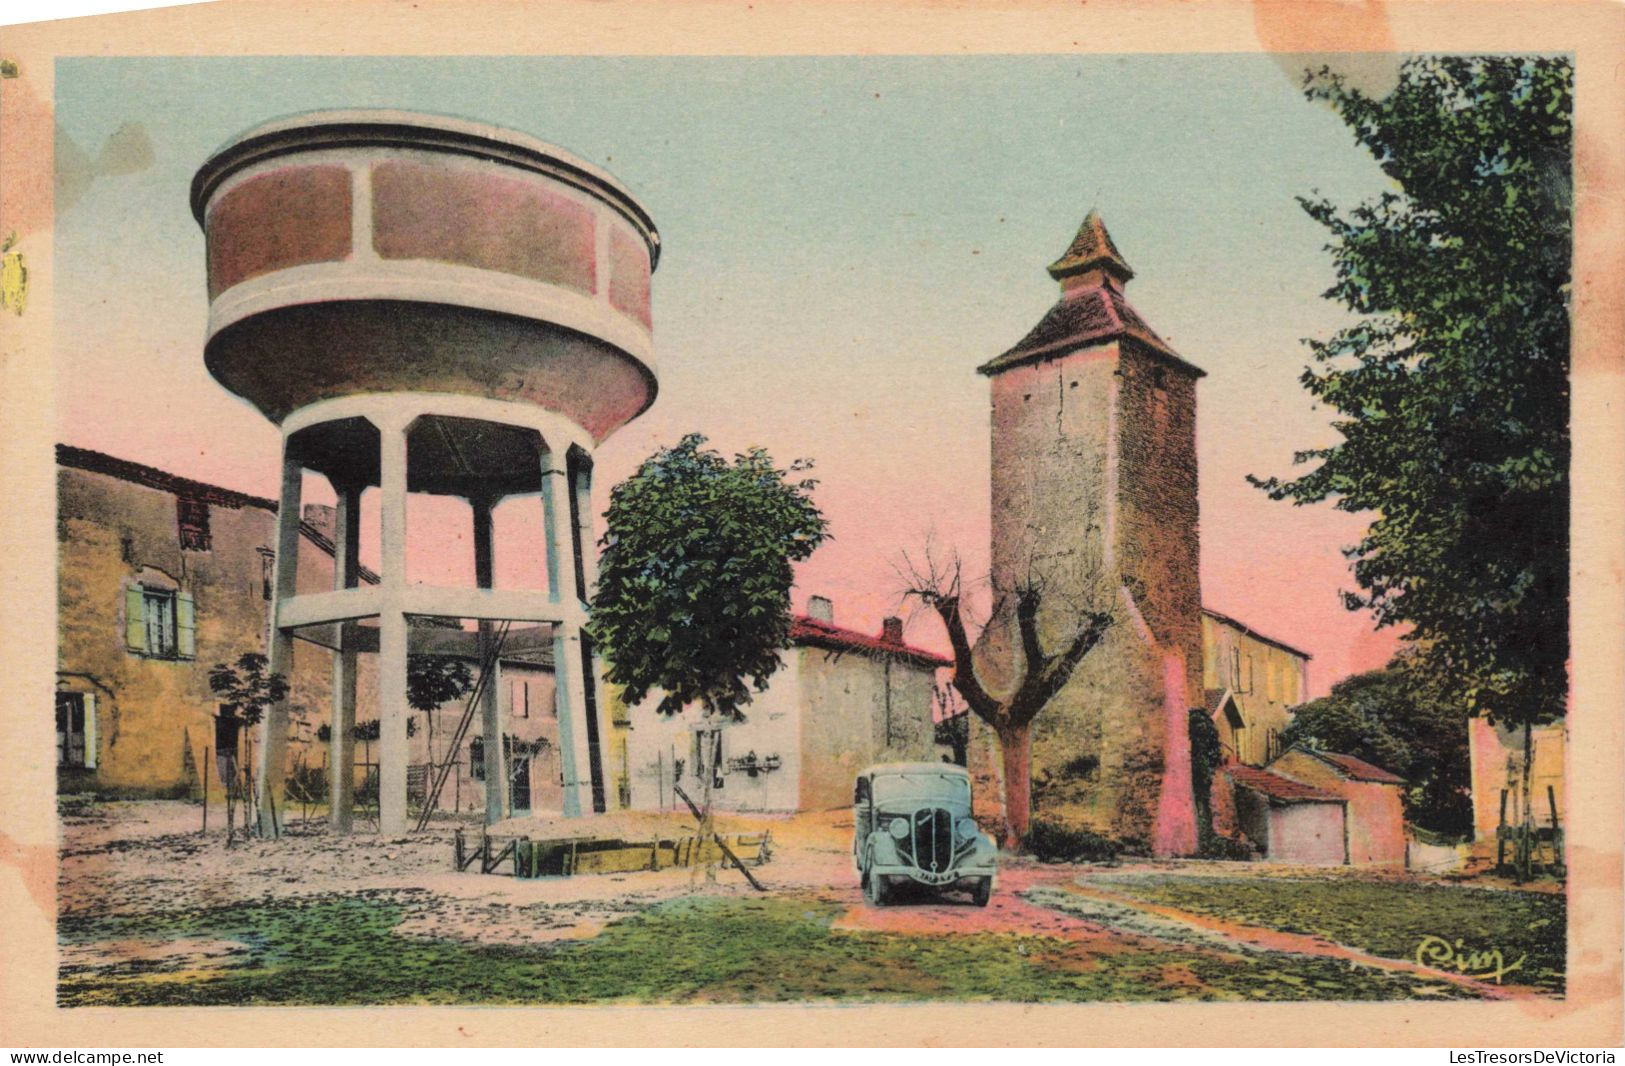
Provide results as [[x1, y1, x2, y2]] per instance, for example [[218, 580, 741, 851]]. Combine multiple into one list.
[[868, 831, 901, 866]]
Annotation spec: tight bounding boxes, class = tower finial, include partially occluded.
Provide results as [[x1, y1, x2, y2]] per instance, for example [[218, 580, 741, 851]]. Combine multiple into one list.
[[1047, 209, 1134, 288]]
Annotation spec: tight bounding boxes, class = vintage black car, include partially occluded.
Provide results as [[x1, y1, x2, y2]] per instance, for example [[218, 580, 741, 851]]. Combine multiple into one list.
[[853, 762, 998, 906]]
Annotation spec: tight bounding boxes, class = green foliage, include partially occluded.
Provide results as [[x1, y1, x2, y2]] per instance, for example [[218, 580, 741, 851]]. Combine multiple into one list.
[[591, 433, 828, 719], [1254, 57, 1571, 733], [206, 653, 289, 726], [1186, 707, 1238, 858], [58, 891, 1487, 1005], [1023, 819, 1122, 864], [319, 719, 416, 742], [1280, 651, 1473, 837], [406, 654, 474, 713], [1101, 874, 1565, 994]]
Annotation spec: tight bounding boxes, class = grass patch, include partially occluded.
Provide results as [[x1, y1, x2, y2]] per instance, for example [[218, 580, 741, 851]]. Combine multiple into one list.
[[1094, 875, 1565, 994], [60, 889, 1486, 1006]]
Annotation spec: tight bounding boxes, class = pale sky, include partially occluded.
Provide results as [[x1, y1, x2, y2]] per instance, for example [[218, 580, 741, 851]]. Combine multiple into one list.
[[55, 54, 1406, 695]]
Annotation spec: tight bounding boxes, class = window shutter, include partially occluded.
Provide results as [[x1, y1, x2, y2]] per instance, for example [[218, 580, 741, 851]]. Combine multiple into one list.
[[124, 587, 147, 653], [83, 693, 98, 769], [176, 592, 197, 659]]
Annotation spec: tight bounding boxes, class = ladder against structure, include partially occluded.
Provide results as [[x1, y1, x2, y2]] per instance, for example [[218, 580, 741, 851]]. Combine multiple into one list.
[[190, 111, 660, 836]]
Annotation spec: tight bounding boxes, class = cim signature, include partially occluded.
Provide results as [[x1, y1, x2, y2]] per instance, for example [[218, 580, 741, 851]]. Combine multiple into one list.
[[1414, 934, 1527, 984]]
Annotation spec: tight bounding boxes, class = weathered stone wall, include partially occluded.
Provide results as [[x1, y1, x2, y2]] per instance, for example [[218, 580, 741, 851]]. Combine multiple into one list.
[[979, 337, 1201, 853], [797, 648, 937, 811], [56, 463, 342, 798], [1115, 342, 1203, 709], [620, 657, 805, 813]]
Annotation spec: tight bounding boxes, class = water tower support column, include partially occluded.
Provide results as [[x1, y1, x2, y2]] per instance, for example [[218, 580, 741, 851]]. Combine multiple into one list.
[[257, 446, 303, 836], [573, 458, 615, 811], [378, 413, 411, 836], [472, 495, 508, 825], [328, 482, 361, 834], [541, 450, 593, 818]]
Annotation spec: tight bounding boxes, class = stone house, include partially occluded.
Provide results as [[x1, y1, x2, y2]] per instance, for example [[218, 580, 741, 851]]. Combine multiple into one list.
[[1201, 608, 1311, 767], [622, 596, 949, 814], [55, 444, 365, 798], [56, 444, 588, 819]]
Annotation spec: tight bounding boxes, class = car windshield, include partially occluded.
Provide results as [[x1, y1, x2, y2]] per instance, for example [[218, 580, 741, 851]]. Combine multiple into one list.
[[871, 772, 971, 808]]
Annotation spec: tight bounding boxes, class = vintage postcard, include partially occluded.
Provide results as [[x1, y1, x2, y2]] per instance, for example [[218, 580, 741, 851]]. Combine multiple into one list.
[[1, 0, 1621, 1049]]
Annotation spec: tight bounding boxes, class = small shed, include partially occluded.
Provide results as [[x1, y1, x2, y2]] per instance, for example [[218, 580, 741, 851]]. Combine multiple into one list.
[[1268, 748, 1407, 867], [1226, 764, 1347, 865]]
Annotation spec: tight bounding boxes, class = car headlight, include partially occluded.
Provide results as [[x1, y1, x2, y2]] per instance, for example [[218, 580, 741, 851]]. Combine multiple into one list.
[[955, 818, 978, 843], [888, 818, 909, 840]]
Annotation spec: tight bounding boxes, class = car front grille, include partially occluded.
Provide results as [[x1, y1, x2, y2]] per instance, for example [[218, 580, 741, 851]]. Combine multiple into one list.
[[895, 807, 955, 874]]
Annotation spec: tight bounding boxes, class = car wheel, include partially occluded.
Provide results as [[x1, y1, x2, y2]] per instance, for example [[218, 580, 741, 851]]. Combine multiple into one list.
[[972, 877, 992, 907], [865, 870, 889, 907]]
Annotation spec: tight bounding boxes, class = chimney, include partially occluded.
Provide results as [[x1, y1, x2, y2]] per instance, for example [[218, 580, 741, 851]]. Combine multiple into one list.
[[806, 595, 834, 623], [302, 503, 337, 542], [881, 616, 905, 645]]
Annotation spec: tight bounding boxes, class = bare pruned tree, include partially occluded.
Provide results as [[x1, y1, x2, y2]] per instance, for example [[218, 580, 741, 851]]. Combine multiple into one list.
[[898, 545, 1111, 845]]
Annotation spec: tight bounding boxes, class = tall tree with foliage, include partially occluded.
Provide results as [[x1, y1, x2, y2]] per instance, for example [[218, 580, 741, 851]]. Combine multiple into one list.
[[592, 432, 828, 726], [1280, 650, 1473, 838], [405, 654, 474, 761], [1253, 57, 1572, 861]]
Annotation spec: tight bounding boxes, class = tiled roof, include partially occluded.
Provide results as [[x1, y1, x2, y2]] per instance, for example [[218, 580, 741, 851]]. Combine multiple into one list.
[[977, 282, 1202, 378], [1201, 607, 1313, 661], [1047, 210, 1135, 282], [58, 443, 380, 585], [1228, 764, 1343, 804], [1312, 751, 1406, 785], [59, 443, 277, 511], [790, 615, 952, 669]]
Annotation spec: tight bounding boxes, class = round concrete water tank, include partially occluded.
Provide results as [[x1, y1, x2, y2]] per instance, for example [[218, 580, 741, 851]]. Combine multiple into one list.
[[191, 110, 659, 442]]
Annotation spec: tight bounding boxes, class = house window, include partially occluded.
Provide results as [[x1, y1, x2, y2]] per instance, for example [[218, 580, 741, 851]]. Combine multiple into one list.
[[56, 692, 93, 768], [177, 497, 212, 551], [512, 679, 529, 719], [1245, 654, 1255, 694], [258, 548, 275, 601], [125, 585, 195, 659], [145, 589, 176, 656], [1230, 646, 1242, 690], [469, 736, 485, 781]]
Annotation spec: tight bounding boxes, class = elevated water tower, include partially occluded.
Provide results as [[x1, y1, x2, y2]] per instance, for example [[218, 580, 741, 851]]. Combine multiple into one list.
[[191, 111, 660, 835]]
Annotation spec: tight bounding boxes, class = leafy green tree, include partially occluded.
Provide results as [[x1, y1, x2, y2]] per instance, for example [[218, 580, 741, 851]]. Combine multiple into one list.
[[592, 433, 828, 726], [406, 654, 473, 758], [207, 652, 289, 726], [1280, 651, 1473, 838], [1253, 57, 1571, 858]]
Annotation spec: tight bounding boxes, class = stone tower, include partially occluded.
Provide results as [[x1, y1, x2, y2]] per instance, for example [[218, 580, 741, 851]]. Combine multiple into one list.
[[975, 211, 1203, 856]]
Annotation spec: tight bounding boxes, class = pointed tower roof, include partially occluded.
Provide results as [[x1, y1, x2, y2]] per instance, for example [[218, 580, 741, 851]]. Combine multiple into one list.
[[979, 210, 1204, 378], [1047, 209, 1134, 283]]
